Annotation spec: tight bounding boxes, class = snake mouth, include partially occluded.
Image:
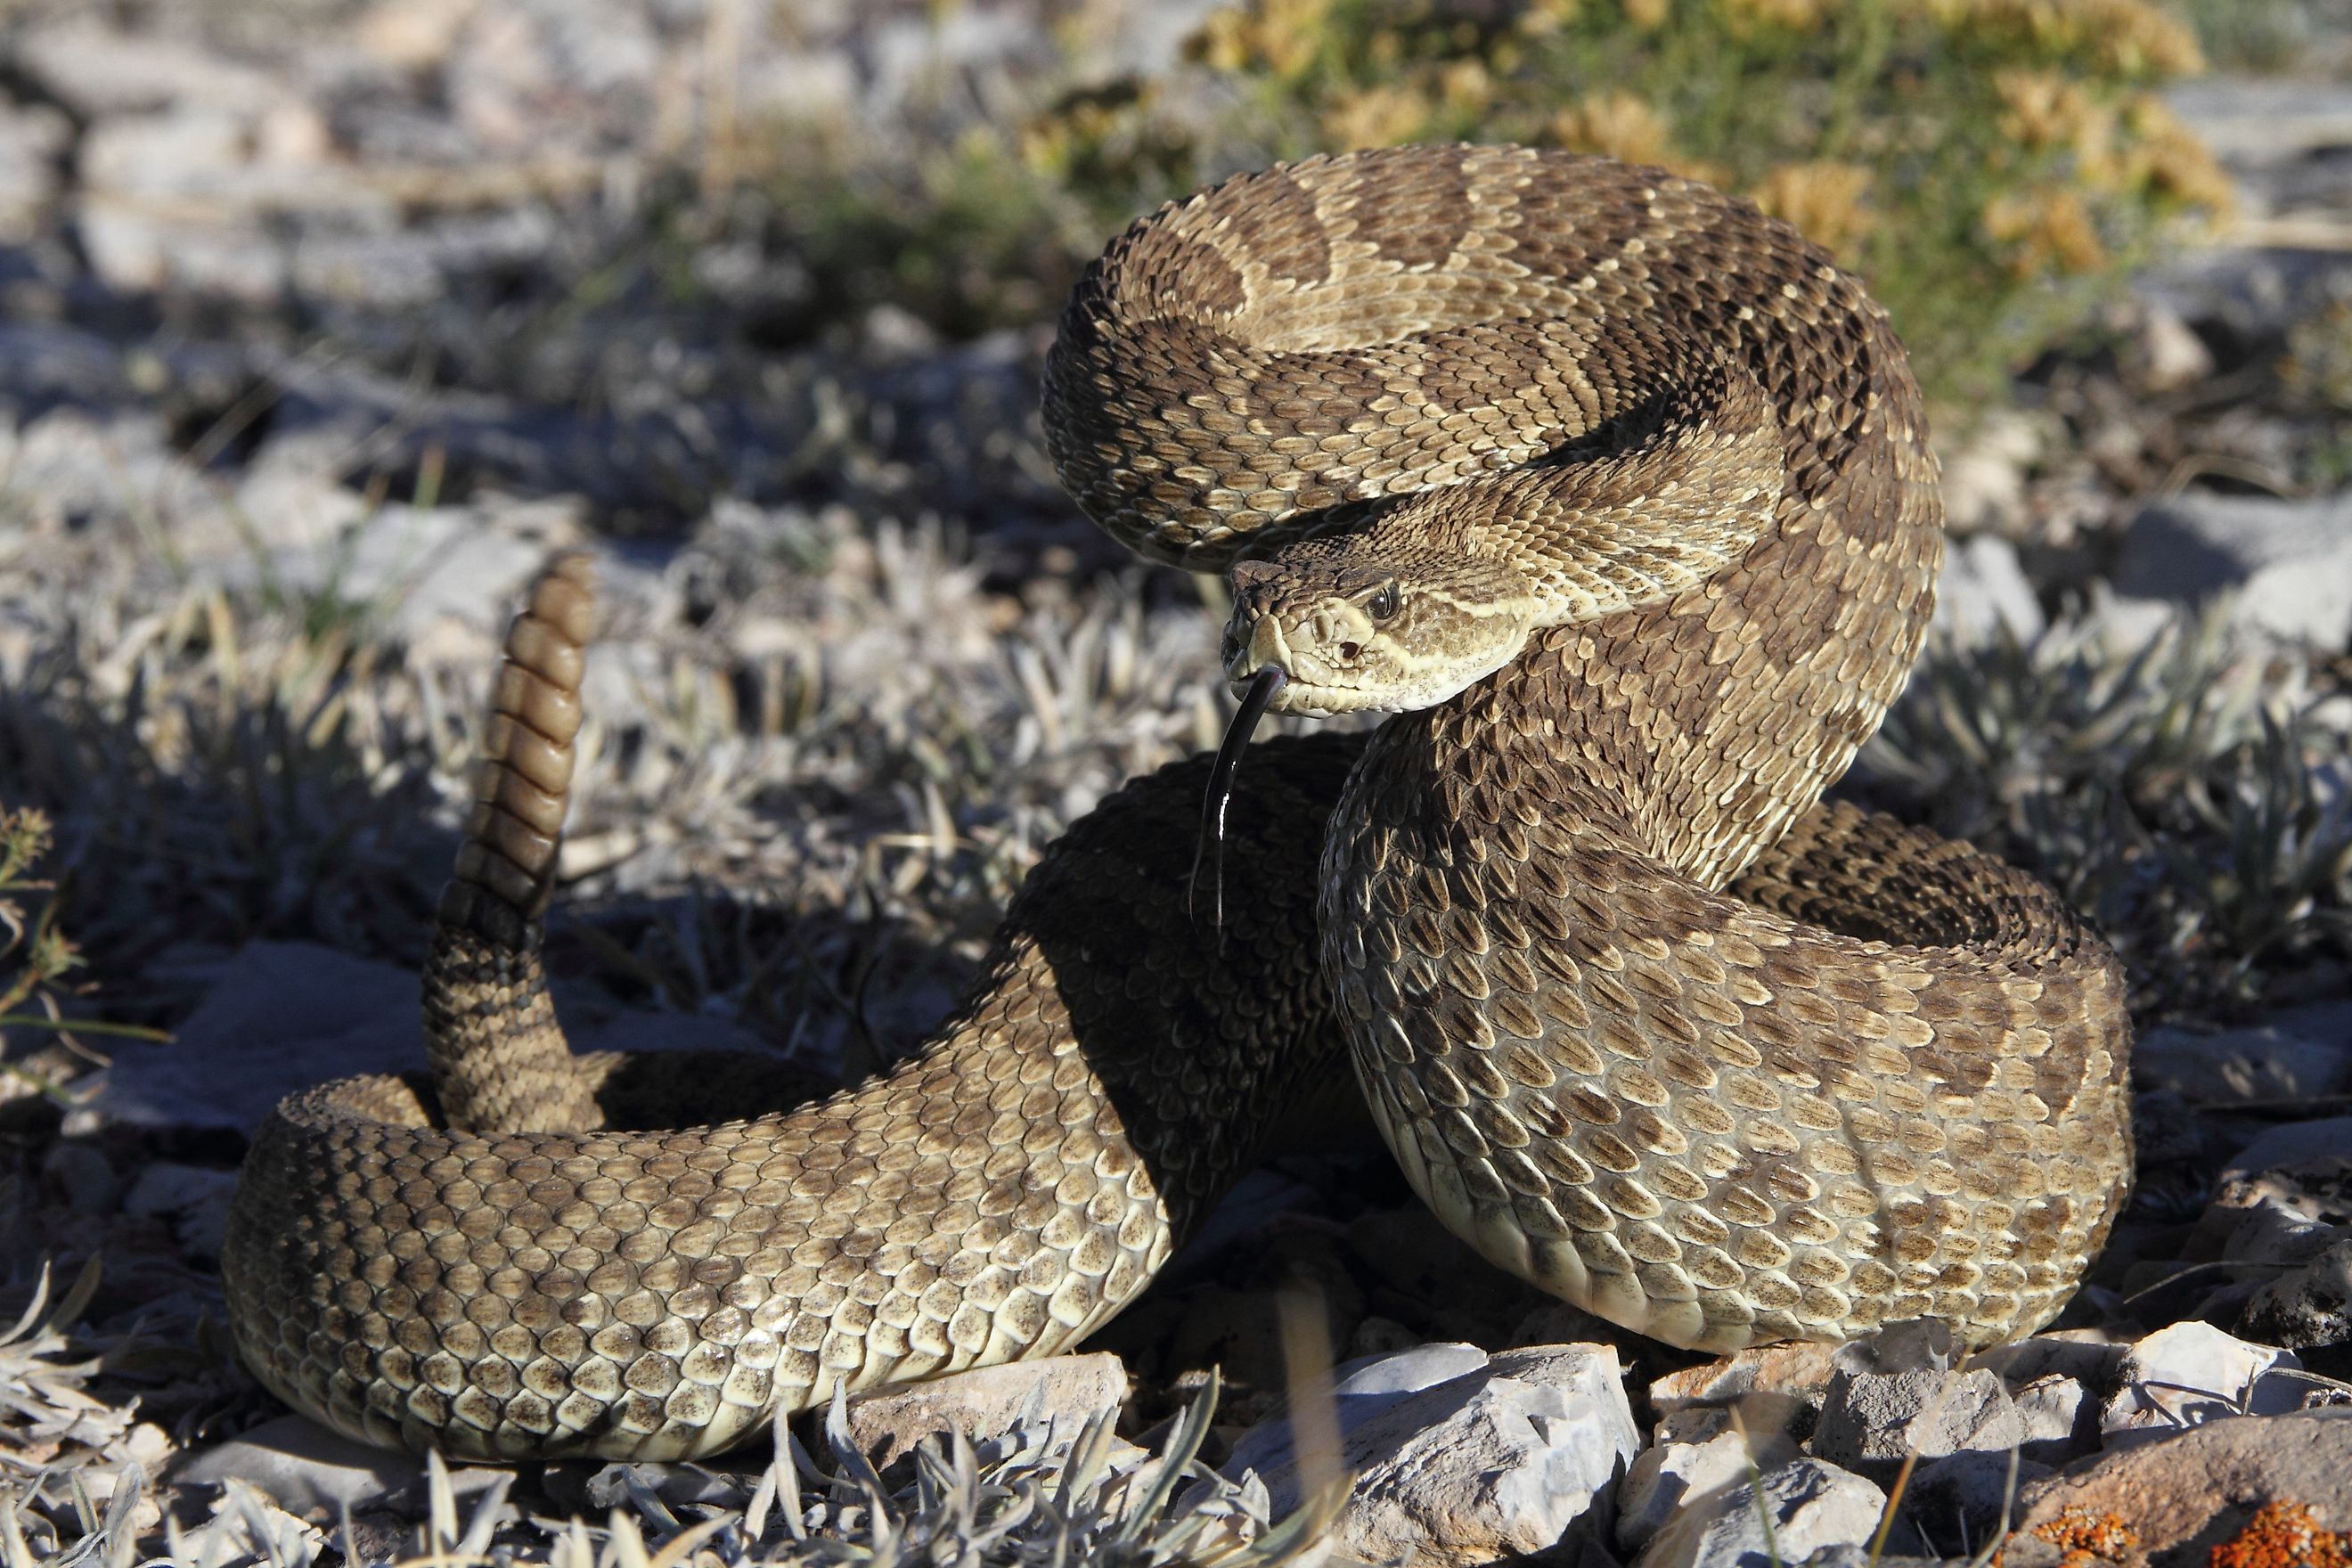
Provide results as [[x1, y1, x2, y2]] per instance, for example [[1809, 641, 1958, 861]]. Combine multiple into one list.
[[1191, 665, 1288, 930]]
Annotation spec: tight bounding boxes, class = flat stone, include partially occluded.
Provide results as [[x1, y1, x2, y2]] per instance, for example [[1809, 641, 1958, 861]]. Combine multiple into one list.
[[2100, 1321, 2307, 1445], [2167, 78, 2352, 162], [176, 1413, 506, 1521], [17, 22, 279, 117], [1635, 1458, 1898, 1568], [2109, 492, 2352, 647], [841, 1354, 1128, 1470], [1814, 1367, 2023, 1482], [2132, 1002, 2352, 1107], [1231, 1342, 1639, 1568], [2015, 1409, 2352, 1568]]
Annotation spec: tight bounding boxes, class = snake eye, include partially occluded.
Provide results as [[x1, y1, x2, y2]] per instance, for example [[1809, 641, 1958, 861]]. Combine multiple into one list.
[[1366, 582, 1401, 622]]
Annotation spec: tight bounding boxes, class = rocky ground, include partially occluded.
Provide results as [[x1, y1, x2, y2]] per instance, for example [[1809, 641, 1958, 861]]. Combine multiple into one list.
[[2, 0, 2351, 1564]]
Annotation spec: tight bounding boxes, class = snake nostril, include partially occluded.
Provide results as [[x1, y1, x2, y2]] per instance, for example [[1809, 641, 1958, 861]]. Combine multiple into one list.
[[1339, 641, 1361, 661]]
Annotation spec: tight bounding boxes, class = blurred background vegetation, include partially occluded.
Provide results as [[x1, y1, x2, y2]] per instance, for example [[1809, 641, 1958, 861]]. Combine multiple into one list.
[[731, 0, 2265, 405]]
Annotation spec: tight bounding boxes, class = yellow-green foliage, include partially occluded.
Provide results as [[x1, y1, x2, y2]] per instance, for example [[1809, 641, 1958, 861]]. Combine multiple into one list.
[[1021, 0, 2230, 399], [0, 807, 76, 1039]]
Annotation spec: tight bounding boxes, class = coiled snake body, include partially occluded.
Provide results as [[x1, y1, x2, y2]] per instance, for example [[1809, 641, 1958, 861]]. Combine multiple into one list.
[[223, 146, 2133, 1461]]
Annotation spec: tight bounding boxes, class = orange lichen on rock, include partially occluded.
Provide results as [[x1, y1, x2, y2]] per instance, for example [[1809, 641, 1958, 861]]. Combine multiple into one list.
[[2024, 1505, 2144, 1567], [2209, 1501, 2352, 1568]]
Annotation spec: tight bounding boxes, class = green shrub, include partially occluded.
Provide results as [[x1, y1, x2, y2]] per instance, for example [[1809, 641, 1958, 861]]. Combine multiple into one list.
[[1034, 0, 2231, 401], [762, 0, 2227, 405]]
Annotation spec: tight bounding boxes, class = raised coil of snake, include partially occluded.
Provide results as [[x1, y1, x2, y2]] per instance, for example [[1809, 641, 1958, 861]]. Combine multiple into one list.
[[222, 143, 2135, 1462]]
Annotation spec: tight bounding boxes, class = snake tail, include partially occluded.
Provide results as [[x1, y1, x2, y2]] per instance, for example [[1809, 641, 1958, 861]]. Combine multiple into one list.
[[422, 552, 602, 1134], [223, 551, 1359, 1459]]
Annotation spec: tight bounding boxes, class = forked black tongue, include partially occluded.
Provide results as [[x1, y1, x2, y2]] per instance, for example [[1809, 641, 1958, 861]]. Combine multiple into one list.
[[1191, 665, 1288, 931]]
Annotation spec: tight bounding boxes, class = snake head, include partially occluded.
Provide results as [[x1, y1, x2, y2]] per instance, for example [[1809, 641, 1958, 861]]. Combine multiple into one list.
[[1221, 539, 1539, 717]]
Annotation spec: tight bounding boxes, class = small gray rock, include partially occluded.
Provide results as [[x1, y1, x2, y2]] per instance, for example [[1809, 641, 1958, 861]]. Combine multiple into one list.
[[2009, 1373, 2098, 1466], [176, 1414, 505, 1520], [1231, 1342, 1639, 1568], [1813, 1367, 2021, 1482], [1647, 1340, 1843, 1446], [2110, 491, 2352, 648], [1635, 1458, 1900, 1568], [2237, 1234, 2352, 1364], [2100, 1320, 2307, 1445], [1617, 1425, 1802, 1553]]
